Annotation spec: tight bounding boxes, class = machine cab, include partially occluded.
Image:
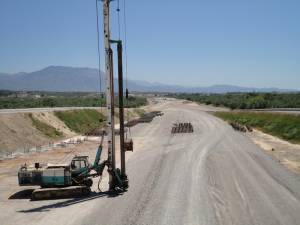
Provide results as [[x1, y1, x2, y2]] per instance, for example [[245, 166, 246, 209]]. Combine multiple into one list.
[[71, 156, 90, 175]]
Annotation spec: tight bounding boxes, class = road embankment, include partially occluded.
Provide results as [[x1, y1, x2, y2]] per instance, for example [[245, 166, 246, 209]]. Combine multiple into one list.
[[214, 111, 300, 144], [215, 111, 300, 174], [0, 108, 143, 157]]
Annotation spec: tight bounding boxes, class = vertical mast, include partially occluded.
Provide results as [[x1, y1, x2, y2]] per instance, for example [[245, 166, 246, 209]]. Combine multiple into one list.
[[117, 41, 126, 178], [103, 0, 116, 189]]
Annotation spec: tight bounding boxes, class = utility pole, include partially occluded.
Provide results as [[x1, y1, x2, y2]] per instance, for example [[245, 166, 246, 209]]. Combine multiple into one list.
[[103, 0, 116, 190]]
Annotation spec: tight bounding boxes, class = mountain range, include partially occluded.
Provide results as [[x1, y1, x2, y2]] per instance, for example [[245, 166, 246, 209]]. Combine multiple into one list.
[[0, 66, 297, 93]]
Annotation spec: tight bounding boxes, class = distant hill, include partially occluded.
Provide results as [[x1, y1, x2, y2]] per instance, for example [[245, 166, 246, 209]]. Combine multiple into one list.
[[0, 66, 297, 93]]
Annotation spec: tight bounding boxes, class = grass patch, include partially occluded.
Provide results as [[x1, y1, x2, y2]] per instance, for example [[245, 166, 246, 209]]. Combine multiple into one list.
[[215, 111, 300, 143], [123, 96, 148, 108], [134, 108, 146, 117], [54, 109, 105, 134], [28, 113, 63, 138]]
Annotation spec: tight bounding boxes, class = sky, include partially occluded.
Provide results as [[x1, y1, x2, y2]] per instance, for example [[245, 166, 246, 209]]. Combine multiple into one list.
[[0, 0, 299, 89]]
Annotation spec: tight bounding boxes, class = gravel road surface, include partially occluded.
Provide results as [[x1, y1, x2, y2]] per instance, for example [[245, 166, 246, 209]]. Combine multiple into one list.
[[1, 100, 300, 225]]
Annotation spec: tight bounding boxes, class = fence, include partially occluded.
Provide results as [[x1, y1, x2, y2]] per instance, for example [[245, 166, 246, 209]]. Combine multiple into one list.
[[0, 136, 89, 161]]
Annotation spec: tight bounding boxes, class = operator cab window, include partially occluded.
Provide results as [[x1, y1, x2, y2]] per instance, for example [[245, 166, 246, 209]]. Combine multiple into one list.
[[72, 160, 86, 169]]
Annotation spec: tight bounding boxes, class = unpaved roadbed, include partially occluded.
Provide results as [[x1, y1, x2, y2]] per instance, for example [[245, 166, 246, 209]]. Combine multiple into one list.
[[0, 99, 300, 225]]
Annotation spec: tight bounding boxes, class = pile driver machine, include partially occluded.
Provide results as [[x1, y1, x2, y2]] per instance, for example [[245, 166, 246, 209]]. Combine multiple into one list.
[[18, 0, 133, 199]]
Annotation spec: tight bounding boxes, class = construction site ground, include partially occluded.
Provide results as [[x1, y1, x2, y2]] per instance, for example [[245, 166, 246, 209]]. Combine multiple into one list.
[[0, 107, 141, 154], [0, 98, 300, 225]]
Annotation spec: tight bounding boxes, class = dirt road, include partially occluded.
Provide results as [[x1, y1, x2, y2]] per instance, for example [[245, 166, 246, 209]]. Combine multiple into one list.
[[1, 99, 300, 225]]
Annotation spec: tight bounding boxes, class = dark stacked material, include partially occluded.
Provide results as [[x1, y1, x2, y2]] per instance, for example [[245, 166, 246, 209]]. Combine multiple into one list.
[[85, 111, 164, 135], [126, 111, 164, 127], [229, 122, 253, 132], [85, 128, 106, 136], [171, 122, 194, 134]]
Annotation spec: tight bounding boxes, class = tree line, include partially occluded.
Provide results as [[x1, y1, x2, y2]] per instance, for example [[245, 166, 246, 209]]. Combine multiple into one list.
[[171, 93, 300, 109], [0, 93, 147, 109]]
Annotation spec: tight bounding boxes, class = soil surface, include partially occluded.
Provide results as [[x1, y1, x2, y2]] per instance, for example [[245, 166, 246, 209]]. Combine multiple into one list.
[[0, 98, 299, 225]]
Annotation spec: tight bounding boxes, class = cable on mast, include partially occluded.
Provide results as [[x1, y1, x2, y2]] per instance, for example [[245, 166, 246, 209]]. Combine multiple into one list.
[[123, 0, 129, 92], [96, 0, 103, 100], [123, 0, 130, 129], [117, 0, 121, 40]]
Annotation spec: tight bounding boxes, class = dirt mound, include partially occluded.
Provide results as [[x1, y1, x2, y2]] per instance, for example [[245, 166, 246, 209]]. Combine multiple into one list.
[[0, 112, 75, 154], [0, 113, 50, 153]]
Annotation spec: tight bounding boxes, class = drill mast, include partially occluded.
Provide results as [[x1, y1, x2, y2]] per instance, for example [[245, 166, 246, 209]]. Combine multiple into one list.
[[103, 0, 116, 190]]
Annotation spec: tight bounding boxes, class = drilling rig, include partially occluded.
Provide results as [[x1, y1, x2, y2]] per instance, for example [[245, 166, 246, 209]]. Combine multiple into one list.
[[102, 0, 132, 190], [17, 0, 132, 200]]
